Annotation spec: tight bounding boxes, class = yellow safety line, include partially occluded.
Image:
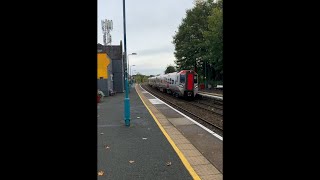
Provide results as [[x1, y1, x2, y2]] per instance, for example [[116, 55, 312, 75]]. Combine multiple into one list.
[[135, 85, 201, 180]]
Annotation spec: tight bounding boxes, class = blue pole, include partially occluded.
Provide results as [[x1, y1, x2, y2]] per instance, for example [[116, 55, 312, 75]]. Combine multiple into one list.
[[128, 56, 130, 93], [123, 0, 130, 126]]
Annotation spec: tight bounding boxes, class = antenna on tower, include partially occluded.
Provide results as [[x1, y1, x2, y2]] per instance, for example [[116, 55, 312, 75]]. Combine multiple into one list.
[[101, 19, 113, 46]]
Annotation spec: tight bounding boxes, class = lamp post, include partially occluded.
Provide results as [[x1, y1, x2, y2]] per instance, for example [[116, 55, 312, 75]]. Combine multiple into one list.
[[127, 53, 137, 72], [130, 65, 135, 85], [127, 53, 137, 93], [122, 0, 130, 126], [133, 70, 137, 83]]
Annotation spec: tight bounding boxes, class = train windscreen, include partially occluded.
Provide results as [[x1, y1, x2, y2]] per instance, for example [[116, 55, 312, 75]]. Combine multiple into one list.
[[180, 74, 185, 83]]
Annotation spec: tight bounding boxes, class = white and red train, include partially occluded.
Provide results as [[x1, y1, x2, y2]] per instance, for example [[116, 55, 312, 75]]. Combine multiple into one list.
[[148, 70, 198, 98]]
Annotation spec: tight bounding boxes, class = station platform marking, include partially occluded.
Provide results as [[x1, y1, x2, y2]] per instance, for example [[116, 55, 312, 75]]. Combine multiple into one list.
[[149, 99, 164, 104]]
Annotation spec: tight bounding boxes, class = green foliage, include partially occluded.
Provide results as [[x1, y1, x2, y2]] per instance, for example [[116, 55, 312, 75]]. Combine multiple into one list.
[[173, 0, 223, 82], [165, 65, 176, 74], [134, 73, 150, 83], [209, 80, 223, 87], [204, 0, 223, 80]]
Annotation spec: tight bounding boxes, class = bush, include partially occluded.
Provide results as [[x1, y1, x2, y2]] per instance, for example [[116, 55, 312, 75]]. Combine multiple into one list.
[[208, 80, 223, 87]]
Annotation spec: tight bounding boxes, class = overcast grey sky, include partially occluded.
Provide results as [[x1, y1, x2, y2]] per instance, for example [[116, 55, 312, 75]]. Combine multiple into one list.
[[98, 0, 195, 76]]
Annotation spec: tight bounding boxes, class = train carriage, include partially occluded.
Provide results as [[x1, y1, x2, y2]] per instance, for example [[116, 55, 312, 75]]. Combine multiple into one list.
[[148, 70, 198, 98]]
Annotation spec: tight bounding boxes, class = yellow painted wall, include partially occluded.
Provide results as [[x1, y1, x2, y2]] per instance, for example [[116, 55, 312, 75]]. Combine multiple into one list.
[[97, 53, 111, 79]]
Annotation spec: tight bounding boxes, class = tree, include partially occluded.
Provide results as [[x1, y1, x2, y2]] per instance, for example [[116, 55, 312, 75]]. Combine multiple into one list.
[[194, 0, 205, 5], [165, 65, 176, 74], [173, 0, 223, 82], [173, 0, 215, 73], [135, 73, 143, 83], [203, 0, 223, 80], [134, 73, 150, 83]]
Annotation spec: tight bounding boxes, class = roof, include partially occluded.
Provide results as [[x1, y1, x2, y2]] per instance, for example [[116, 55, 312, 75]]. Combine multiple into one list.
[[97, 41, 123, 60]]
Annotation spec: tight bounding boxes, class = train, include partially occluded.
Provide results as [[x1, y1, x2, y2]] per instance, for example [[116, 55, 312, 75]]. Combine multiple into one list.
[[148, 70, 198, 98]]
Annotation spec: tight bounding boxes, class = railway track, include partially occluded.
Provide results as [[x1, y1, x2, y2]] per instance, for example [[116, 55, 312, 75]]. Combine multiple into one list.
[[197, 94, 223, 108], [199, 100, 223, 110], [187, 100, 223, 116], [141, 84, 223, 133]]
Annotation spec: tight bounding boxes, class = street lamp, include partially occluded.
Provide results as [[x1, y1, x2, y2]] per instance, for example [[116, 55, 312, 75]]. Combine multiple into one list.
[[130, 65, 136, 84], [127, 53, 137, 81], [127, 53, 137, 72], [133, 70, 137, 83], [127, 53, 137, 93]]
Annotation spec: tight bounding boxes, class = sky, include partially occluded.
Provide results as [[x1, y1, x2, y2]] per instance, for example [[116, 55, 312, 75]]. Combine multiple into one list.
[[98, 0, 195, 76]]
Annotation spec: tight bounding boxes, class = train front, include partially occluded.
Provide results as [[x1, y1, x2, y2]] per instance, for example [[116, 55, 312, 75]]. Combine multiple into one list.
[[178, 70, 198, 98]]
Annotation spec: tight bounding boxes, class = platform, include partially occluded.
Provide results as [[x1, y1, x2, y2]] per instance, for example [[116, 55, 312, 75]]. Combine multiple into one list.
[[97, 84, 222, 180]]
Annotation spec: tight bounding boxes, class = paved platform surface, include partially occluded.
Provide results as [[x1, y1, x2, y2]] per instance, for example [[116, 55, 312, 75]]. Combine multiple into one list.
[[98, 84, 223, 180], [98, 86, 193, 180]]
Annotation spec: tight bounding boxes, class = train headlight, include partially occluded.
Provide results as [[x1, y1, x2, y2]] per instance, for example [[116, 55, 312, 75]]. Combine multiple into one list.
[[195, 85, 198, 89]]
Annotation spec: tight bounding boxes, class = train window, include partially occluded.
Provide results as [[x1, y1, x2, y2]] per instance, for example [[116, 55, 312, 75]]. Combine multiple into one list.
[[172, 80, 174, 84], [194, 75, 198, 83], [180, 74, 185, 83]]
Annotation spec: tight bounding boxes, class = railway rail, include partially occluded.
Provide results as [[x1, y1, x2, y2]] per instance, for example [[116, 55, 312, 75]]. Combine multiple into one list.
[[141, 84, 223, 134]]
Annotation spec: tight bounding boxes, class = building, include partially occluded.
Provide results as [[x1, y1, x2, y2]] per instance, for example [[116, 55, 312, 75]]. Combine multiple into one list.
[[97, 41, 124, 96], [97, 52, 111, 96]]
